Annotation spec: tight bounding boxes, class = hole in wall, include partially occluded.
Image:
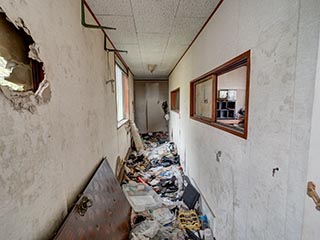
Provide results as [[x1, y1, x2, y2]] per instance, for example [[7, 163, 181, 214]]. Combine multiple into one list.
[[0, 9, 51, 113]]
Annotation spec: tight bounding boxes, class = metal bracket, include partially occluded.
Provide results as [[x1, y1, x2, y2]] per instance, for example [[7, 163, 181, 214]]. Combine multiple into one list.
[[81, 0, 116, 30], [77, 196, 93, 216], [307, 181, 320, 211], [106, 48, 128, 53], [106, 79, 115, 93], [104, 34, 128, 53]]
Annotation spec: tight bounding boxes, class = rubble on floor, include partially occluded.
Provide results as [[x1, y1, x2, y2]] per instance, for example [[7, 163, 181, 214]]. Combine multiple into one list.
[[121, 132, 215, 240]]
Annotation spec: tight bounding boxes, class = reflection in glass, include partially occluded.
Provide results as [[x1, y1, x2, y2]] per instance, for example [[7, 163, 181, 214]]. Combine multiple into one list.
[[216, 66, 247, 133]]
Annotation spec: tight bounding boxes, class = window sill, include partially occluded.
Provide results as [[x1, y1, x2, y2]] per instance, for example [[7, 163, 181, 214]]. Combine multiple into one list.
[[190, 116, 247, 139], [117, 119, 129, 129]]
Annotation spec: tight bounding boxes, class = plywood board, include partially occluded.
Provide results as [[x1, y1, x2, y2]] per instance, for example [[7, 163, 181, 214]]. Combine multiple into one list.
[[53, 159, 131, 240]]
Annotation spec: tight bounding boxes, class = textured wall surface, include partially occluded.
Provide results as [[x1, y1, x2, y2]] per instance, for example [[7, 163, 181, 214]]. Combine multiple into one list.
[[302, 22, 320, 240], [169, 0, 320, 239], [0, 1, 133, 239]]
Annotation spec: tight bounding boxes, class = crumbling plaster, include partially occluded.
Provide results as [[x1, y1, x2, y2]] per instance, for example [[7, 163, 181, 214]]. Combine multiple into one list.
[[169, 0, 320, 239], [0, 10, 51, 112], [0, 0, 133, 239]]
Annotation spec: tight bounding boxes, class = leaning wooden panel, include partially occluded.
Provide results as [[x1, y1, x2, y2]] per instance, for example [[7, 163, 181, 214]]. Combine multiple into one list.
[[53, 158, 131, 240]]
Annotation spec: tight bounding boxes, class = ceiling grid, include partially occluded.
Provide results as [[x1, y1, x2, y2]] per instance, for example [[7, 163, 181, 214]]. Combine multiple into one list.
[[87, 0, 220, 79]]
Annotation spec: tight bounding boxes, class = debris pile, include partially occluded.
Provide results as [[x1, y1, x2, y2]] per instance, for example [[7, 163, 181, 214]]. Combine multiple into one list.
[[121, 132, 215, 240]]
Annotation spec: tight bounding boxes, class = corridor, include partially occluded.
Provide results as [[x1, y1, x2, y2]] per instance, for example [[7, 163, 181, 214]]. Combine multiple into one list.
[[0, 0, 320, 239]]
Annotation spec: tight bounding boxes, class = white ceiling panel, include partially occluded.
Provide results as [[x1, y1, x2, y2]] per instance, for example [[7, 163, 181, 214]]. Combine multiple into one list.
[[160, 44, 188, 70], [87, 0, 221, 79], [97, 16, 138, 44], [170, 17, 207, 45], [115, 44, 143, 68], [138, 33, 168, 65], [131, 0, 179, 34], [176, 0, 220, 18], [87, 0, 132, 16]]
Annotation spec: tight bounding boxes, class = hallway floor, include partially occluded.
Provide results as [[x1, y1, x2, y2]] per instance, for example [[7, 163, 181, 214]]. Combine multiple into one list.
[[121, 132, 214, 240]]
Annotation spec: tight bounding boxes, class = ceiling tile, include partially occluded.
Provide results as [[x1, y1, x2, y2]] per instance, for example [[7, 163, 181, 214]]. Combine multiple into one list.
[[115, 44, 143, 68], [131, 0, 179, 33], [176, 0, 220, 18], [97, 16, 138, 44], [87, 0, 132, 16], [109, 31, 138, 44], [138, 33, 169, 65], [170, 17, 207, 45], [97, 16, 135, 32], [87, 0, 218, 78], [147, 72, 168, 79], [138, 33, 169, 51], [160, 43, 188, 70]]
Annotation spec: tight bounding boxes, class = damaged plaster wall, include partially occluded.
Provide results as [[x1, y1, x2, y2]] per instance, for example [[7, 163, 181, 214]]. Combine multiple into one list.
[[169, 0, 320, 239], [0, 1, 133, 239], [0, 11, 51, 113]]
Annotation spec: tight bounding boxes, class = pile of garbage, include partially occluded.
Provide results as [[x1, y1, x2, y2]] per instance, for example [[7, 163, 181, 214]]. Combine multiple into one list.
[[121, 132, 215, 240]]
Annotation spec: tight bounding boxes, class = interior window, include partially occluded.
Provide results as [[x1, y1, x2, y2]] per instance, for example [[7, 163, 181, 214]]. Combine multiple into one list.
[[216, 66, 247, 133], [190, 50, 250, 138], [170, 88, 180, 112]]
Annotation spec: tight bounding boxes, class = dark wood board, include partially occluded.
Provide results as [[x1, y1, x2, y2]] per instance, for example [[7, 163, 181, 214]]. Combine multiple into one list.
[[53, 158, 131, 240]]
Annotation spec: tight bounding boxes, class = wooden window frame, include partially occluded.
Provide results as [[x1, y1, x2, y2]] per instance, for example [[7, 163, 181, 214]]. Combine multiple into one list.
[[190, 50, 251, 139], [170, 88, 180, 113]]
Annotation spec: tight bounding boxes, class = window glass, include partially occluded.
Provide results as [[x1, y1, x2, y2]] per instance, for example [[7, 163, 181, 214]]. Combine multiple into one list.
[[216, 66, 247, 133], [170, 88, 180, 112], [115, 64, 129, 123], [195, 78, 213, 118], [116, 64, 124, 121]]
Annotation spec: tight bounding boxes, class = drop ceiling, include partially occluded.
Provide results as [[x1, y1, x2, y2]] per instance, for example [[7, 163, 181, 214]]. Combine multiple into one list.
[[87, 0, 220, 79]]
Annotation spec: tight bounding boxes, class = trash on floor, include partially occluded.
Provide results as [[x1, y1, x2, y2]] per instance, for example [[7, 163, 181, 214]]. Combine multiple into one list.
[[121, 132, 216, 240], [123, 182, 163, 212]]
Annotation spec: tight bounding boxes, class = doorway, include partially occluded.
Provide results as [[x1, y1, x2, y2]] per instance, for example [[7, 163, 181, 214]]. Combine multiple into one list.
[[134, 80, 168, 133]]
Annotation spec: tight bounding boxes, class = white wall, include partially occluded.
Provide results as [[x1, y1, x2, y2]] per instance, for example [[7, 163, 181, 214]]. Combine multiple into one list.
[[301, 25, 320, 240], [0, 1, 133, 239], [169, 0, 320, 239]]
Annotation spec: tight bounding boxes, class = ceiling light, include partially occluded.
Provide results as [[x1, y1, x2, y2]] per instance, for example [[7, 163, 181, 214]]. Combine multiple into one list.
[[148, 64, 157, 74]]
